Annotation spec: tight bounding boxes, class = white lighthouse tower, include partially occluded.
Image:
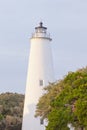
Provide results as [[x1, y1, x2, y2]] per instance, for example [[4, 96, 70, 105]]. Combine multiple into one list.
[[22, 22, 54, 130]]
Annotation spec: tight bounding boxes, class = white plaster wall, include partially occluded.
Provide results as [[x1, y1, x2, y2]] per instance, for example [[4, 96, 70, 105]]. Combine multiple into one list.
[[26, 38, 54, 104], [22, 37, 54, 130]]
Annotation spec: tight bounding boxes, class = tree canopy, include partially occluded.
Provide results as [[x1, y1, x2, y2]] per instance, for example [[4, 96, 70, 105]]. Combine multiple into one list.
[[35, 67, 87, 130], [0, 92, 24, 130]]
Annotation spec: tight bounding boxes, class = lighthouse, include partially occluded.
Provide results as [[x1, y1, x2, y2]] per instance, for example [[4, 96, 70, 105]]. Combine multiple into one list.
[[22, 22, 54, 130]]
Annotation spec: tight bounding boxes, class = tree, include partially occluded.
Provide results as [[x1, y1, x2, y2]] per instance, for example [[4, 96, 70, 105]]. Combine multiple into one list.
[[35, 67, 87, 130], [35, 81, 64, 120], [0, 93, 24, 130]]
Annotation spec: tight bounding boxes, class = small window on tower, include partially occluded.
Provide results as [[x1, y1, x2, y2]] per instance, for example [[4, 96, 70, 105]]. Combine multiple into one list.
[[39, 80, 43, 86]]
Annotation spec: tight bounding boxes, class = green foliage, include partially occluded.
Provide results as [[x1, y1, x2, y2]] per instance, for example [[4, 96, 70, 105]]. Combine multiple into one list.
[[35, 81, 64, 119], [0, 114, 4, 121], [0, 92, 24, 130], [36, 67, 87, 130]]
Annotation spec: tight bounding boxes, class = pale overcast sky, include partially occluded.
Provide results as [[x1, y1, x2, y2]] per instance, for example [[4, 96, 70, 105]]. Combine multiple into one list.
[[0, 0, 87, 93]]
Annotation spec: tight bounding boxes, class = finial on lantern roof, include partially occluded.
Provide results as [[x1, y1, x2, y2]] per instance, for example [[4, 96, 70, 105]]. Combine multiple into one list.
[[35, 22, 47, 30], [39, 22, 43, 27]]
